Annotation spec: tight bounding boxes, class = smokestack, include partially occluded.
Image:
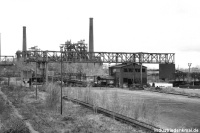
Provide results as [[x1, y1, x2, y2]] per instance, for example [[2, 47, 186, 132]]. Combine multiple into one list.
[[22, 26, 27, 57], [0, 33, 1, 59], [89, 18, 94, 53]]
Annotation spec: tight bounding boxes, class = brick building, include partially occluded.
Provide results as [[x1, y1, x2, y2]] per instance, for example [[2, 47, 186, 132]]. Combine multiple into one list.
[[109, 63, 147, 87]]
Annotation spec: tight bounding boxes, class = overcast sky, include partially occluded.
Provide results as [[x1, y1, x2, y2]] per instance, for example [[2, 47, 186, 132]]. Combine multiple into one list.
[[0, 0, 200, 69]]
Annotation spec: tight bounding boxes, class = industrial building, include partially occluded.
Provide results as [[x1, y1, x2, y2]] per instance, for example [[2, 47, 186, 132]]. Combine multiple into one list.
[[109, 63, 147, 87]]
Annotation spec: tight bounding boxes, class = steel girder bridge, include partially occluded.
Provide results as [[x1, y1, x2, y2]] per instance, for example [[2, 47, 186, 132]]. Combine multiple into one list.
[[21, 51, 175, 64], [0, 56, 15, 66], [0, 72, 20, 77]]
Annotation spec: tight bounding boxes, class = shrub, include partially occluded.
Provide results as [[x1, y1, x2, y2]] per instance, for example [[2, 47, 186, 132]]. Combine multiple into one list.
[[45, 83, 60, 111], [0, 116, 30, 133], [110, 91, 120, 113]]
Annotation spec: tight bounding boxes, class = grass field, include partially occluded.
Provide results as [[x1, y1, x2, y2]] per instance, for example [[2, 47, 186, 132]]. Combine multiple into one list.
[[64, 87, 200, 131]]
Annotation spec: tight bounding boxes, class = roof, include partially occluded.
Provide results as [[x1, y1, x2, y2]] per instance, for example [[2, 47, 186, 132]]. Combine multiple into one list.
[[109, 63, 147, 68]]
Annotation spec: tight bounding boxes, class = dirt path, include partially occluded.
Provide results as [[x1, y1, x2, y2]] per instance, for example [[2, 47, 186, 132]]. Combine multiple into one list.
[[0, 89, 39, 133]]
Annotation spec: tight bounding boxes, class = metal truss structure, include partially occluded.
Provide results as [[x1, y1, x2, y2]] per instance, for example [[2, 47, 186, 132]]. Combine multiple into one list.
[[0, 56, 15, 66], [60, 40, 87, 53], [0, 72, 20, 77], [19, 51, 175, 64]]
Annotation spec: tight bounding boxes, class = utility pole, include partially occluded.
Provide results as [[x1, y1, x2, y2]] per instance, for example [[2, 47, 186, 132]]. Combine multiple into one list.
[[36, 62, 38, 100], [45, 52, 48, 85], [60, 52, 63, 115], [188, 63, 192, 83]]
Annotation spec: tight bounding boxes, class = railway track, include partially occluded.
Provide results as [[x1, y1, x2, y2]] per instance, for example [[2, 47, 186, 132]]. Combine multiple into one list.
[[63, 96, 171, 133]]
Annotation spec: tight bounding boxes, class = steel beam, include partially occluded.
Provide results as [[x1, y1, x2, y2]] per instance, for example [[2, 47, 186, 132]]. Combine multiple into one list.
[[0, 72, 20, 77], [21, 51, 175, 64]]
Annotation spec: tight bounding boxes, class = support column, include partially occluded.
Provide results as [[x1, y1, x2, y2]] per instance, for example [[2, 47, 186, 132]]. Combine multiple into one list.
[[45, 63, 48, 85], [132, 63, 135, 87]]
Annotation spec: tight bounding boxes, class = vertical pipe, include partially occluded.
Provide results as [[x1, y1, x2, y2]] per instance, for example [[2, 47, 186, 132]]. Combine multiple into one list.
[[60, 52, 63, 115]]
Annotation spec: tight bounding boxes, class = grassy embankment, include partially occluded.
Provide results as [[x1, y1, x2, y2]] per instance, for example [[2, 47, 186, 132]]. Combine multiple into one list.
[[0, 83, 143, 133]]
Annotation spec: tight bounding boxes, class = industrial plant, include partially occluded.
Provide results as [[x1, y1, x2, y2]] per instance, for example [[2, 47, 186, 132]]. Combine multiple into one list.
[[0, 18, 200, 133]]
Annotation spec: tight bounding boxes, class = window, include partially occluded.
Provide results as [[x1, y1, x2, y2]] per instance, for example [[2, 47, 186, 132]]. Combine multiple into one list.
[[142, 69, 145, 72], [123, 78, 128, 83], [135, 69, 140, 72], [128, 68, 133, 72], [124, 68, 128, 72]]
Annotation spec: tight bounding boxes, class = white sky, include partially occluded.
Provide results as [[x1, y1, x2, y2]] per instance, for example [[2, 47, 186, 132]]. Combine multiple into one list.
[[0, 0, 200, 69]]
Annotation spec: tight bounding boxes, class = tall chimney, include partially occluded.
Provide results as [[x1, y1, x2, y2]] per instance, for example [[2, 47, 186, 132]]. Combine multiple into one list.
[[22, 26, 27, 57], [89, 18, 94, 53], [0, 33, 1, 59]]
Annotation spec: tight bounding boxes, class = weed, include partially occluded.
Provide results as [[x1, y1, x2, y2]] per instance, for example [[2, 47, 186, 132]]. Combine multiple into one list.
[[45, 83, 60, 111], [140, 99, 147, 120], [101, 90, 108, 109], [150, 102, 160, 126], [0, 99, 6, 114], [110, 91, 120, 113], [0, 116, 30, 133], [133, 100, 140, 120], [63, 87, 160, 126]]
